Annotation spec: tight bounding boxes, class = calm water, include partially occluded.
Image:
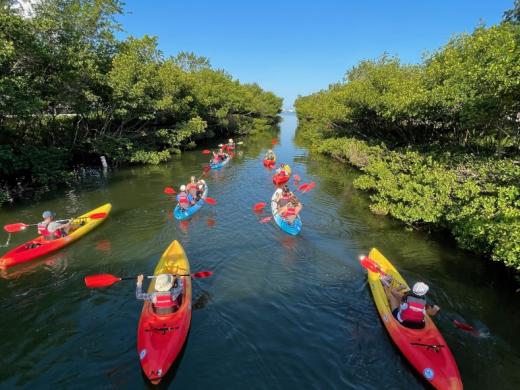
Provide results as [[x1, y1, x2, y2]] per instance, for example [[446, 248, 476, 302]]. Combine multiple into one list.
[[1, 114, 519, 389]]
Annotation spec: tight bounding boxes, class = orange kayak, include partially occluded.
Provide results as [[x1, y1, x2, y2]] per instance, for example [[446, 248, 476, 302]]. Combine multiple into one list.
[[137, 240, 192, 384], [0, 203, 111, 269], [366, 248, 463, 389]]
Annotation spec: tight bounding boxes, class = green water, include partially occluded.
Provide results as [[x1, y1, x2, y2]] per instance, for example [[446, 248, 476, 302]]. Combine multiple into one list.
[[1, 114, 519, 389]]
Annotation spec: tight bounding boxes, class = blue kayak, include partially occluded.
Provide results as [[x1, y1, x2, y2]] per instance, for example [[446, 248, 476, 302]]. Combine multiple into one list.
[[210, 155, 231, 170], [173, 186, 209, 220], [270, 189, 302, 235]]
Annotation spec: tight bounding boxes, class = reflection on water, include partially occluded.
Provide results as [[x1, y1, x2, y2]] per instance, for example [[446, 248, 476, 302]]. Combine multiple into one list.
[[0, 114, 520, 389]]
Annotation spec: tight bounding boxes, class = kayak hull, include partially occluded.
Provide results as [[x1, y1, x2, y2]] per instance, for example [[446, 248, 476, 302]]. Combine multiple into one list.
[[137, 240, 192, 384], [272, 164, 291, 185], [271, 189, 302, 235], [0, 203, 112, 269], [173, 186, 209, 221], [263, 159, 276, 168], [210, 156, 231, 170], [367, 248, 463, 390]]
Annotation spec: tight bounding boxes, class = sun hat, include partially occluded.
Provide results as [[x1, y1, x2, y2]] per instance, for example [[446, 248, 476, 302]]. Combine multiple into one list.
[[229, 138, 233, 143], [180, 184, 186, 191], [42, 211, 55, 219], [412, 282, 429, 296], [155, 274, 174, 292]]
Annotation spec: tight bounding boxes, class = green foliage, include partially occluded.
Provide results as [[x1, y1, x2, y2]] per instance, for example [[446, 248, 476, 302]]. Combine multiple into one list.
[[0, 0, 282, 202]]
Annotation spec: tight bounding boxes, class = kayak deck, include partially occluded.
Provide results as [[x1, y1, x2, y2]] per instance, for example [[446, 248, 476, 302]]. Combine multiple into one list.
[[210, 155, 231, 169], [271, 189, 302, 235], [0, 203, 112, 269], [137, 240, 192, 384], [367, 248, 462, 390], [173, 186, 209, 220]]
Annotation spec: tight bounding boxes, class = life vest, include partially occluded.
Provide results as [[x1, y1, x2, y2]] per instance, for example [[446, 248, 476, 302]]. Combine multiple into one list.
[[38, 222, 62, 239], [178, 192, 190, 207], [187, 183, 197, 191], [153, 292, 178, 315], [399, 294, 426, 324], [283, 206, 296, 218], [278, 194, 291, 207]]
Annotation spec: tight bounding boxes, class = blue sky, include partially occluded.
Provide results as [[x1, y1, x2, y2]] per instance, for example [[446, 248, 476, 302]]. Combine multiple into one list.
[[119, 0, 513, 106]]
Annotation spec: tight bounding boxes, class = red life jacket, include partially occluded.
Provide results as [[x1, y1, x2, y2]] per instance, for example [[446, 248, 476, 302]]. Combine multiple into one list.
[[186, 183, 197, 191], [154, 293, 176, 309], [399, 294, 426, 323], [283, 206, 296, 218], [178, 192, 190, 207], [38, 222, 62, 239]]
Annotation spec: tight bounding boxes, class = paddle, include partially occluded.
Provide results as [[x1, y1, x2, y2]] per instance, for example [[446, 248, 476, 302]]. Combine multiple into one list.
[[271, 139, 278, 145], [204, 197, 217, 205], [84, 271, 213, 288], [164, 187, 176, 195], [253, 202, 267, 211], [4, 212, 108, 233], [359, 256, 475, 332], [293, 174, 301, 182], [201, 150, 211, 154]]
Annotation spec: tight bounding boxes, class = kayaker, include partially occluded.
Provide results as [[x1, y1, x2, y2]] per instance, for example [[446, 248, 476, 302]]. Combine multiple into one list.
[[278, 196, 302, 224], [265, 149, 275, 161], [276, 163, 287, 176], [186, 176, 197, 199], [212, 151, 220, 164], [195, 179, 206, 201], [276, 185, 293, 207], [38, 211, 72, 240], [226, 138, 235, 151], [383, 281, 440, 329], [176, 185, 193, 211], [136, 273, 183, 314]]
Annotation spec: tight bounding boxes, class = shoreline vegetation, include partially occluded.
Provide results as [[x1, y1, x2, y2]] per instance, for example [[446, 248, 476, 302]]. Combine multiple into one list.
[[295, 4, 520, 271], [0, 0, 282, 205]]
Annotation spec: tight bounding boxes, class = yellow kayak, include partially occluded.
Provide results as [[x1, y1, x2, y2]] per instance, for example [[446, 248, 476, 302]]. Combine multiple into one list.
[[137, 240, 192, 384], [0, 203, 112, 269], [367, 248, 463, 389]]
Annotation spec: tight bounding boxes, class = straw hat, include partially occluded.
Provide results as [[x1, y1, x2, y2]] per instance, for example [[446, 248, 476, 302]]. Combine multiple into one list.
[[155, 274, 173, 292]]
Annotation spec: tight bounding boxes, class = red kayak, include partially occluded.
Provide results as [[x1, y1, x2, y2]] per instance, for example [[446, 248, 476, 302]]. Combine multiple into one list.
[[137, 240, 192, 384], [263, 159, 276, 168]]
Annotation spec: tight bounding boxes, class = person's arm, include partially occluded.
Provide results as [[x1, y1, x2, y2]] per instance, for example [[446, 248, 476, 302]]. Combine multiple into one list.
[[426, 304, 440, 316], [171, 279, 184, 300], [390, 288, 405, 300], [136, 274, 153, 301]]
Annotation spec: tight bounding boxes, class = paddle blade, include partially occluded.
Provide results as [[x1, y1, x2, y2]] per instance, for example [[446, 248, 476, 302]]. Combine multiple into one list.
[[84, 274, 121, 288], [202, 150, 211, 154], [205, 197, 217, 205], [192, 271, 213, 278], [453, 319, 475, 332], [202, 165, 211, 173], [236, 141, 243, 145], [302, 182, 316, 193], [4, 223, 29, 233], [293, 174, 301, 182], [253, 202, 267, 211], [89, 212, 108, 219], [260, 216, 273, 223], [164, 187, 176, 195], [359, 256, 383, 275], [297, 183, 309, 192], [271, 139, 278, 145]]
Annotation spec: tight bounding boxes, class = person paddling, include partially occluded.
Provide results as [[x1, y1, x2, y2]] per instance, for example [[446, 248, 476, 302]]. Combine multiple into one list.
[[186, 176, 197, 199], [276, 163, 288, 176], [136, 273, 183, 315], [383, 280, 440, 329], [195, 179, 206, 201], [277, 195, 302, 225], [38, 211, 73, 240], [265, 149, 275, 161], [176, 185, 193, 211], [276, 185, 293, 207], [225, 138, 235, 152]]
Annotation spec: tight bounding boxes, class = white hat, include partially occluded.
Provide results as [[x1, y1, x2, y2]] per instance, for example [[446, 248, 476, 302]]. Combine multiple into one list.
[[155, 274, 173, 292], [229, 138, 233, 143], [412, 282, 429, 296], [180, 184, 186, 191]]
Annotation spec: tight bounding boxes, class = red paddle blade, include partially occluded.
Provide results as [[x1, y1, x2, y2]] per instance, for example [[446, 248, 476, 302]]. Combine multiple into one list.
[[271, 139, 278, 145], [253, 202, 267, 211], [205, 197, 217, 205], [164, 187, 176, 195], [4, 223, 29, 233], [202, 150, 211, 154], [453, 319, 475, 332], [260, 216, 273, 223], [88, 212, 108, 219], [192, 271, 213, 278], [294, 174, 301, 182], [84, 274, 121, 288], [298, 183, 309, 192], [359, 256, 383, 274]]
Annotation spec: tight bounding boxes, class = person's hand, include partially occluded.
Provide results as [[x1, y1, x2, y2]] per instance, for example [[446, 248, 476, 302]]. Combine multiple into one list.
[[137, 274, 144, 285], [433, 305, 440, 313]]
